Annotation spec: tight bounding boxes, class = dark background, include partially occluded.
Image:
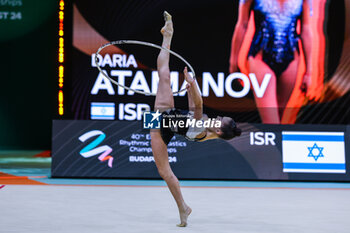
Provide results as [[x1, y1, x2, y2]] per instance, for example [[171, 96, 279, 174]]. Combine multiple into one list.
[[0, 0, 58, 149]]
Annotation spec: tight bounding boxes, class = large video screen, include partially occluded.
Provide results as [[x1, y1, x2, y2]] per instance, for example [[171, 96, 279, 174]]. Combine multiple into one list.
[[53, 0, 350, 181], [67, 0, 349, 124]]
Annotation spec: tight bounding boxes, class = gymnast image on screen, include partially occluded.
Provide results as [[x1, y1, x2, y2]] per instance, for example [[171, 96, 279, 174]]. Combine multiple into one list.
[[150, 11, 241, 227], [230, 0, 313, 124]]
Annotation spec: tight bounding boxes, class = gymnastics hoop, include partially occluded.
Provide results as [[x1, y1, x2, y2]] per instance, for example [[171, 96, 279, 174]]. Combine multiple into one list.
[[95, 40, 196, 96]]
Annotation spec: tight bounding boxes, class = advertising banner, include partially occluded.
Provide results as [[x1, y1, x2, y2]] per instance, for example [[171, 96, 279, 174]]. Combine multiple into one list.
[[52, 120, 350, 181]]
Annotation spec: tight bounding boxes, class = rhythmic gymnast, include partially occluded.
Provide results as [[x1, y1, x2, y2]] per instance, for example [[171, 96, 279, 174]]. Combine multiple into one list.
[[150, 11, 241, 227], [230, 0, 313, 123]]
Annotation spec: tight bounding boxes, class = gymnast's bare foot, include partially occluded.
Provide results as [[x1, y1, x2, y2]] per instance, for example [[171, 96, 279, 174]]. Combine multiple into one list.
[[177, 205, 192, 227], [161, 11, 173, 38]]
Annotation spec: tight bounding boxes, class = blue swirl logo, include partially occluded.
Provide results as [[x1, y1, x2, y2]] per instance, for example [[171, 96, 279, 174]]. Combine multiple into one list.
[[78, 130, 114, 167]]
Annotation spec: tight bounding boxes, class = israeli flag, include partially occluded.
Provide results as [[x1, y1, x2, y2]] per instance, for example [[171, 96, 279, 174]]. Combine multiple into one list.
[[282, 131, 346, 173], [91, 102, 115, 120]]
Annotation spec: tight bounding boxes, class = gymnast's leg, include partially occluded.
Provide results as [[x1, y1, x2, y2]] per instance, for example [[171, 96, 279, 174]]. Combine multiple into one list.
[[150, 11, 191, 227], [248, 52, 280, 124], [278, 51, 299, 119]]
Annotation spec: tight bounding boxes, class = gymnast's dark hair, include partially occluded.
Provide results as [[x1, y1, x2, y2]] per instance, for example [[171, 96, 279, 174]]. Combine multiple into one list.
[[218, 118, 242, 140]]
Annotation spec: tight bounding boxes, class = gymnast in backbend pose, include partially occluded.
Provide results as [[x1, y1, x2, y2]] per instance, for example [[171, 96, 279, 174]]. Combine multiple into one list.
[[150, 11, 241, 227], [230, 0, 313, 123]]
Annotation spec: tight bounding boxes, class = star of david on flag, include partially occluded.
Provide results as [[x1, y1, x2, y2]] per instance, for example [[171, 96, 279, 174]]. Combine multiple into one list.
[[307, 143, 324, 161], [282, 131, 346, 173]]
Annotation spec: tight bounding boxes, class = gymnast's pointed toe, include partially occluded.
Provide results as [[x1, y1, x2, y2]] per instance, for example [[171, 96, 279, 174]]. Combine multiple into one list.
[[163, 11, 172, 22]]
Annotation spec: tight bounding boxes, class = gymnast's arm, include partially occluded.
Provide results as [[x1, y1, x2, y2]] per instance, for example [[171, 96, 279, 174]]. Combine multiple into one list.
[[184, 67, 203, 120], [187, 87, 195, 112], [229, 0, 253, 73], [300, 0, 313, 93]]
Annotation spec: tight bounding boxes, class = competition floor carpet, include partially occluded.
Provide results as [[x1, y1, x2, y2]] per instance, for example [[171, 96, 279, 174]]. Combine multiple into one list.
[[1, 151, 350, 233]]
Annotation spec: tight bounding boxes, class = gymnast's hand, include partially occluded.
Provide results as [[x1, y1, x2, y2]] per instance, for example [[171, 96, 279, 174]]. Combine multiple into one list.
[[184, 67, 195, 89]]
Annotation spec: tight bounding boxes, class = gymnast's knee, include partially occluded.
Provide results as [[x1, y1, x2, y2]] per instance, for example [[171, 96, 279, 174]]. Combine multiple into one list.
[[158, 168, 176, 181], [150, 132, 160, 146], [157, 68, 170, 80]]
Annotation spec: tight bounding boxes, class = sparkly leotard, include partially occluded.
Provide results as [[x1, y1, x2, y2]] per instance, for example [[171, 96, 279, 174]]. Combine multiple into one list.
[[247, 0, 304, 76]]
